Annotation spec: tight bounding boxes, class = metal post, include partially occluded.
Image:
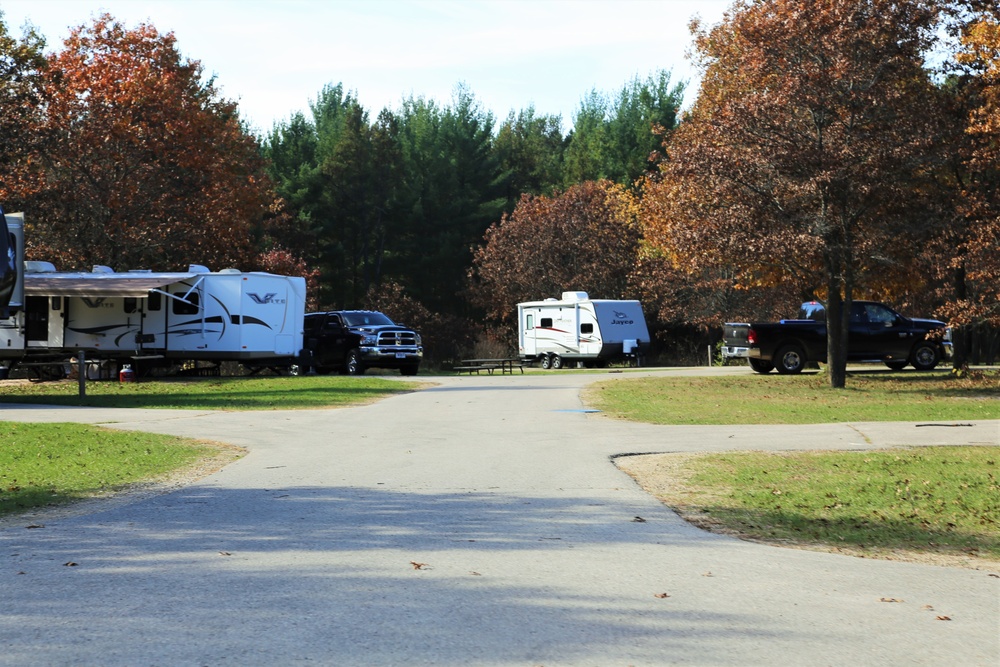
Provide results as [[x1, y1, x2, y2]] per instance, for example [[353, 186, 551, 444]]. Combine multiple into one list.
[[77, 350, 86, 398], [708, 345, 713, 367]]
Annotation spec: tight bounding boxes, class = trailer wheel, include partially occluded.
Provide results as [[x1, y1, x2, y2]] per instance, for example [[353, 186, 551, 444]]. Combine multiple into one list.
[[345, 349, 366, 375], [551, 355, 563, 370], [774, 344, 806, 374], [884, 360, 908, 371], [540, 354, 552, 370], [748, 358, 774, 374]]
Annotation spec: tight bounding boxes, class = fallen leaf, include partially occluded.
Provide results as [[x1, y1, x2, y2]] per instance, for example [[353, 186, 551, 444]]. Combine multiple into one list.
[[410, 561, 429, 570], [936, 615, 952, 621], [25, 524, 43, 529], [654, 593, 670, 598], [879, 598, 904, 603], [702, 571, 714, 577], [922, 605, 934, 611], [219, 551, 232, 556], [632, 516, 646, 523], [469, 571, 482, 576], [988, 573, 999, 579], [63, 562, 77, 567]]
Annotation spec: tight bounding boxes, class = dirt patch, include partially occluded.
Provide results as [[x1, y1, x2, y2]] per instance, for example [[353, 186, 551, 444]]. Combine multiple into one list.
[[615, 452, 1000, 573]]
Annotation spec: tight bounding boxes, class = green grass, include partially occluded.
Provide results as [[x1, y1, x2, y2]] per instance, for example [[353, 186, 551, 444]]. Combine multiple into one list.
[[0, 375, 421, 410], [585, 372, 1000, 424], [0, 422, 223, 517], [632, 447, 999, 562]]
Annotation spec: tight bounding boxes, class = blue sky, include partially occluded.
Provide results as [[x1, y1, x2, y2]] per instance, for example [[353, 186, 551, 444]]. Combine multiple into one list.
[[1, 0, 731, 134]]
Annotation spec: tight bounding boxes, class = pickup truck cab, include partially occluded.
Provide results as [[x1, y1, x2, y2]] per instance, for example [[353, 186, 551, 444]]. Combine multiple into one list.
[[727, 301, 951, 374], [300, 310, 423, 376]]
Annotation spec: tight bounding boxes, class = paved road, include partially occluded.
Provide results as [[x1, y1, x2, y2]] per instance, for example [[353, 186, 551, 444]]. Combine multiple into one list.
[[1, 369, 998, 666]]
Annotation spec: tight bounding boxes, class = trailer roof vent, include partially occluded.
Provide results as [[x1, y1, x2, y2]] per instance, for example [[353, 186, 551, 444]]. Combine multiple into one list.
[[92, 265, 114, 274], [218, 268, 241, 274], [561, 291, 588, 301], [127, 269, 152, 273], [25, 261, 56, 273], [188, 264, 211, 273]]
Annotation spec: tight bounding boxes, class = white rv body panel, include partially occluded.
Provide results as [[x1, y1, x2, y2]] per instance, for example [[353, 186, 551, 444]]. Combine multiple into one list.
[[517, 292, 649, 364], [0, 268, 306, 364]]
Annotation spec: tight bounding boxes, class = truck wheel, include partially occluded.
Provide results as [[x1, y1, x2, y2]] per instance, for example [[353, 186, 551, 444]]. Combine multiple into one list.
[[551, 355, 563, 370], [884, 360, 908, 371], [774, 344, 806, 374], [345, 349, 366, 375], [400, 364, 419, 376], [748, 358, 774, 374], [540, 354, 552, 370], [910, 342, 940, 371]]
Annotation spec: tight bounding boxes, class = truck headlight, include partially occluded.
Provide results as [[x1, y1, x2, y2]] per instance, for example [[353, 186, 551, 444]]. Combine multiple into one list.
[[414, 333, 422, 346], [360, 334, 377, 346]]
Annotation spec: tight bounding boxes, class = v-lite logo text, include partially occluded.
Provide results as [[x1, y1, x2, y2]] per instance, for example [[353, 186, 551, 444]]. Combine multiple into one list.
[[611, 310, 634, 326], [82, 297, 114, 309], [248, 292, 286, 305]]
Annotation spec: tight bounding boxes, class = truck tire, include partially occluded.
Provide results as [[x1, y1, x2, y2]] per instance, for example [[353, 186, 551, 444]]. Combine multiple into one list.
[[400, 364, 419, 376], [910, 342, 940, 371], [748, 358, 774, 374], [884, 360, 908, 371], [551, 354, 563, 369], [774, 344, 806, 374], [540, 354, 552, 370], [345, 349, 366, 375]]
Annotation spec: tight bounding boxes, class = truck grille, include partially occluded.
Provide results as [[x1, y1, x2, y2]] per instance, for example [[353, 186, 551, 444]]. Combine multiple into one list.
[[378, 331, 418, 346]]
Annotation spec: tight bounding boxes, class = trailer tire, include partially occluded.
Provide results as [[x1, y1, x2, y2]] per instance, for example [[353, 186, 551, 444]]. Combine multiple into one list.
[[551, 354, 563, 370], [748, 358, 774, 374], [774, 344, 806, 374], [540, 354, 552, 370], [884, 360, 908, 371], [345, 349, 366, 375]]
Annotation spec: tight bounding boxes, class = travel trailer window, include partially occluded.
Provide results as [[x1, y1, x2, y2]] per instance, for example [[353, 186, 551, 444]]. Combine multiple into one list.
[[526, 314, 533, 330], [540, 317, 552, 328], [581, 323, 593, 334], [173, 292, 199, 315], [147, 291, 161, 311], [124, 297, 137, 314]]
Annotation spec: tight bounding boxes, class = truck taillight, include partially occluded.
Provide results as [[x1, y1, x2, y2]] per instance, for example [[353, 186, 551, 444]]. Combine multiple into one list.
[[747, 328, 757, 345]]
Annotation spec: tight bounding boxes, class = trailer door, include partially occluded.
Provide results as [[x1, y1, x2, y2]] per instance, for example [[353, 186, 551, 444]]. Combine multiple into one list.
[[521, 310, 536, 356]]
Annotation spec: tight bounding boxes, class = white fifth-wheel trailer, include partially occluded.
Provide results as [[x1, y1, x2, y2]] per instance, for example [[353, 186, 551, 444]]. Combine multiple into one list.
[[518, 291, 650, 368], [0, 262, 305, 377]]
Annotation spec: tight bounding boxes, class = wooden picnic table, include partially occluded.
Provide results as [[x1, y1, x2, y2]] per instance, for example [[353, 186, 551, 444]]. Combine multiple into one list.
[[453, 358, 524, 375]]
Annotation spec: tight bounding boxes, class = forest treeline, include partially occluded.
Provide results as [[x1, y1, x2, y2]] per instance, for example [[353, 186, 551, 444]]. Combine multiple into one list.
[[0, 1, 997, 374]]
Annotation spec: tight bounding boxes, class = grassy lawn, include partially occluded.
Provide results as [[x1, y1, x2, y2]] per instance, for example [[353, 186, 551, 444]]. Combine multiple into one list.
[[0, 422, 234, 518], [0, 375, 422, 410], [618, 446, 999, 566], [0, 375, 419, 516], [584, 371, 1000, 425], [598, 371, 999, 567]]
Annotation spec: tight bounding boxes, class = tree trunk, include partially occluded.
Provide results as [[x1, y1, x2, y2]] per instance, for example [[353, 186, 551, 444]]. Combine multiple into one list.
[[826, 286, 847, 389]]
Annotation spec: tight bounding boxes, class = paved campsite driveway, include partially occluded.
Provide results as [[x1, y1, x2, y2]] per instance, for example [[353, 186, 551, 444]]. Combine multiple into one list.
[[1, 369, 998, 666]]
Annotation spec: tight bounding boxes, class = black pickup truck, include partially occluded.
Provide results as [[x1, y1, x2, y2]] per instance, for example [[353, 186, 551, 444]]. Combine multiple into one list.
[[725, 301, 951, 374], [298, 310, 423, 376]]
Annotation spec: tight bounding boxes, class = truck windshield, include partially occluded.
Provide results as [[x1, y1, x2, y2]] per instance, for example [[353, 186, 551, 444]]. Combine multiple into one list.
[[342, 312, 395, 327]]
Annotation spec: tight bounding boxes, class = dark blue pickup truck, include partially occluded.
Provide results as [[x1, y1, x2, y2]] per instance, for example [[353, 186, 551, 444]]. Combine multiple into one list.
[[724, 301, 952, 374]]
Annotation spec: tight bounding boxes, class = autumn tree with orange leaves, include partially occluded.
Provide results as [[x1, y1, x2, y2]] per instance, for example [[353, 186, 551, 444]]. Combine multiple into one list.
[[645, 0, 947, 387], [10, 15, 276, 272], [926, 10, 1000, 367], [470, 180, 641, 327]]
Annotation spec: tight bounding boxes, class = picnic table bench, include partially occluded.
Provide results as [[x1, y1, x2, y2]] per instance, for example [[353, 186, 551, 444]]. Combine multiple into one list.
[[454, 358, 524, 375]]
